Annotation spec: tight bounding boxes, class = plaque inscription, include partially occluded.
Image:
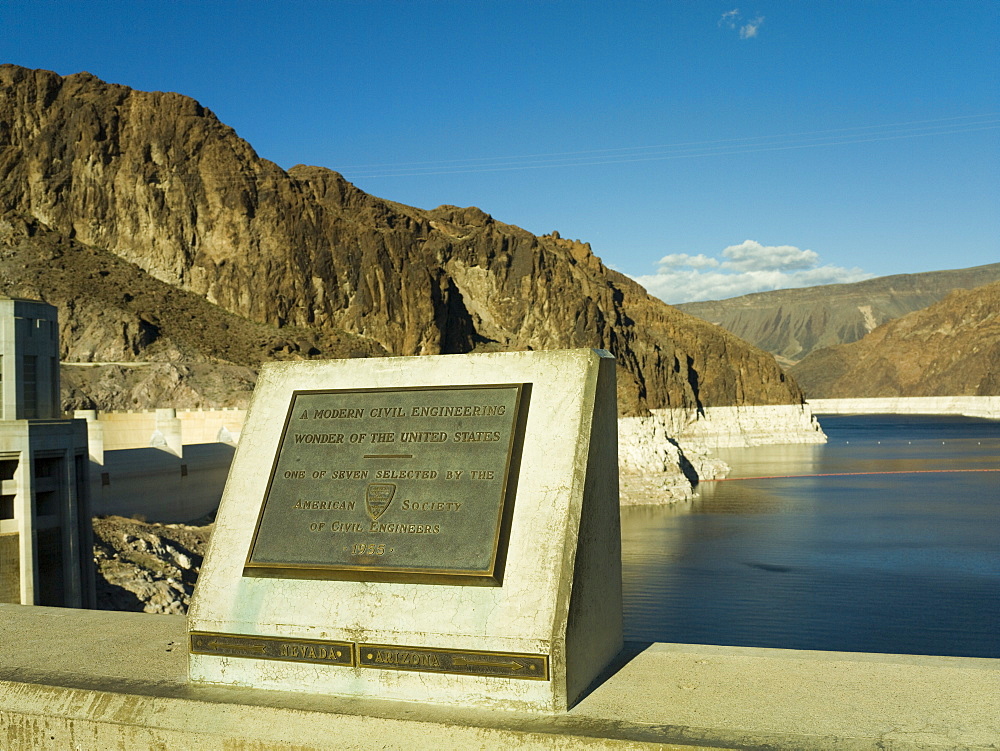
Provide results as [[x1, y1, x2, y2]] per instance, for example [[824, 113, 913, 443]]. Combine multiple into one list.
[[244, 384, 528, 585], [190, 631, 549, 680], [189, 631, 353, 666], [358, 643, 548, 680]]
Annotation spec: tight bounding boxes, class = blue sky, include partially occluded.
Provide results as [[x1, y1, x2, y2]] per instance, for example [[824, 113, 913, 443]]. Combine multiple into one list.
[[2, 1, 997, 303]]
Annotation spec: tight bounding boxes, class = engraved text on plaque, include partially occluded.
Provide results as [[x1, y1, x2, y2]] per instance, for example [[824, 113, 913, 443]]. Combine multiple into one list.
[[244, 384, 527, 585]]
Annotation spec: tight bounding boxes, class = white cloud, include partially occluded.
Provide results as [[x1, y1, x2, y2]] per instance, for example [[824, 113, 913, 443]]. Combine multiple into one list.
[[739, 16, 764, 39], [721, 240, 818, 271], [719, 8, 740, 29], [657, 252, 720, 269], [630, 240, 874, 304], [720, 9, 763, 39]]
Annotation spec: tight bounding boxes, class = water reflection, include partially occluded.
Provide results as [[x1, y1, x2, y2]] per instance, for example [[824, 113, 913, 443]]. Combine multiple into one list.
[[714, 442, 825, 479], [620, 414, 1000, 657], [695, 477, 816, 515]]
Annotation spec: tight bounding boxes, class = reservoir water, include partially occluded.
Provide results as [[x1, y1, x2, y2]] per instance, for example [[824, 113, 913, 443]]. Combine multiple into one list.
[[620, 414, 1000, 657]]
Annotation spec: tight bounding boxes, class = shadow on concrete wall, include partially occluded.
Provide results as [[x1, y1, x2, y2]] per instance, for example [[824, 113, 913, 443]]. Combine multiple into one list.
[[91, 443, 236, 523]]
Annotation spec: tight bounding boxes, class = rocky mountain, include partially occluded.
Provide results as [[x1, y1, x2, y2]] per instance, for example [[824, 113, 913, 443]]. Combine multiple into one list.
[[0, 64, 803, 414], [0, 213, 386, 408], [676, 263, 1000, 366], [789, 281, 1000, 398]]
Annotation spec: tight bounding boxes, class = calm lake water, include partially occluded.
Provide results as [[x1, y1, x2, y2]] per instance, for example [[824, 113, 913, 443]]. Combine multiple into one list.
[[620, 414, 1000, 657]]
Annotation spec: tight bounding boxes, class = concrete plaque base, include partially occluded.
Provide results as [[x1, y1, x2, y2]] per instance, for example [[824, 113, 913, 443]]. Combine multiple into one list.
[[188, 349, 622, 712]]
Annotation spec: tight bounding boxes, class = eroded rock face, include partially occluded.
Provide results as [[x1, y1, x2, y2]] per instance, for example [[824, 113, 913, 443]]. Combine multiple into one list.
[[0, 65, 803, 413], [0, 213, 386, 409], [790, 281, 1000, 398]]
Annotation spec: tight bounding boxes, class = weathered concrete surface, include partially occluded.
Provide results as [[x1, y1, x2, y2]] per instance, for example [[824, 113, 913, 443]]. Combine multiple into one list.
[[1, 605, 997, 750], [189, 349, 622, 713]]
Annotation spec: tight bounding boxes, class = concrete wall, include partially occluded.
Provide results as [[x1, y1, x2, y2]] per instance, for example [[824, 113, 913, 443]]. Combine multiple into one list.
[[1, 604, 997, 750], [176, 408, 245, 444], [74, 408, 245, 460], [73, 409, 242, 523], [90, 443, 235, 523], [83, 403, 830, 519], [809, 396, 1000, 420]]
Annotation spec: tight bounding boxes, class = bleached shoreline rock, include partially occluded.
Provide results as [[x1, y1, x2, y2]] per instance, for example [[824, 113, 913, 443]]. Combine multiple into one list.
[[618, 404, 826, 505], [809, 396, 1000, 420]]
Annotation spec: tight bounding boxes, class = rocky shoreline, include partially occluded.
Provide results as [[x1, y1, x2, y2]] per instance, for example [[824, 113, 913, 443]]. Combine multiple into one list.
[[618, 403, 826, 504], [92, 515, 211, 614]]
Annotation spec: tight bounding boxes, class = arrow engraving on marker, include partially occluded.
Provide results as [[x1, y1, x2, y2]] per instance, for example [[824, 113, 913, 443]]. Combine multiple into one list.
[[207, 639, 266, 655], [452, 656, 524, 670]]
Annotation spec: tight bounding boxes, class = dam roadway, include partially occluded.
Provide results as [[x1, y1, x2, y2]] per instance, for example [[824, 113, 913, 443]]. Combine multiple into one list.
[[0, 604, 996, 749]]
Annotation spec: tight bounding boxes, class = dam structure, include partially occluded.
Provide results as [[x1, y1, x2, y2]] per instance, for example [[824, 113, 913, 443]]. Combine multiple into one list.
[[74, 406, 243, 522], [2, 395, 997, 748], [0, 297, 93, 608], [2, 346, 998, 748]]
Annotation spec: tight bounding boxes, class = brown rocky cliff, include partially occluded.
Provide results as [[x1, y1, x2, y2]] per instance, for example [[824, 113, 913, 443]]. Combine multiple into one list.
[[0, 213, 388, 408], [0, 65, 802, 413], [790, 281, 1000, 398]]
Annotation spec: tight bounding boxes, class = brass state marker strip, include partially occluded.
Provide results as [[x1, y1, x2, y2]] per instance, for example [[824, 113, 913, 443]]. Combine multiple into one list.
[[358, 643, 549, 680], [190, 632, 550, 680], [190, 631, 353, 666]]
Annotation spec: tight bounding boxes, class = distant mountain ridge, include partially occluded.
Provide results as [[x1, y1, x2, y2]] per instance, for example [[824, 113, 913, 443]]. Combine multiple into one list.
[[0, 64, 803, 413], [789, 281, 1000, 398], [675, 263, 1000, 366]]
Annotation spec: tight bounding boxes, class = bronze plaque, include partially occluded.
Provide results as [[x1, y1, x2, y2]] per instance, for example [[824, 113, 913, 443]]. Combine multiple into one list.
[[244, 384, 528, 585], [190, 631, 353, 666], [189, 632, 549, 681], [358, 642, 548, 680]]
